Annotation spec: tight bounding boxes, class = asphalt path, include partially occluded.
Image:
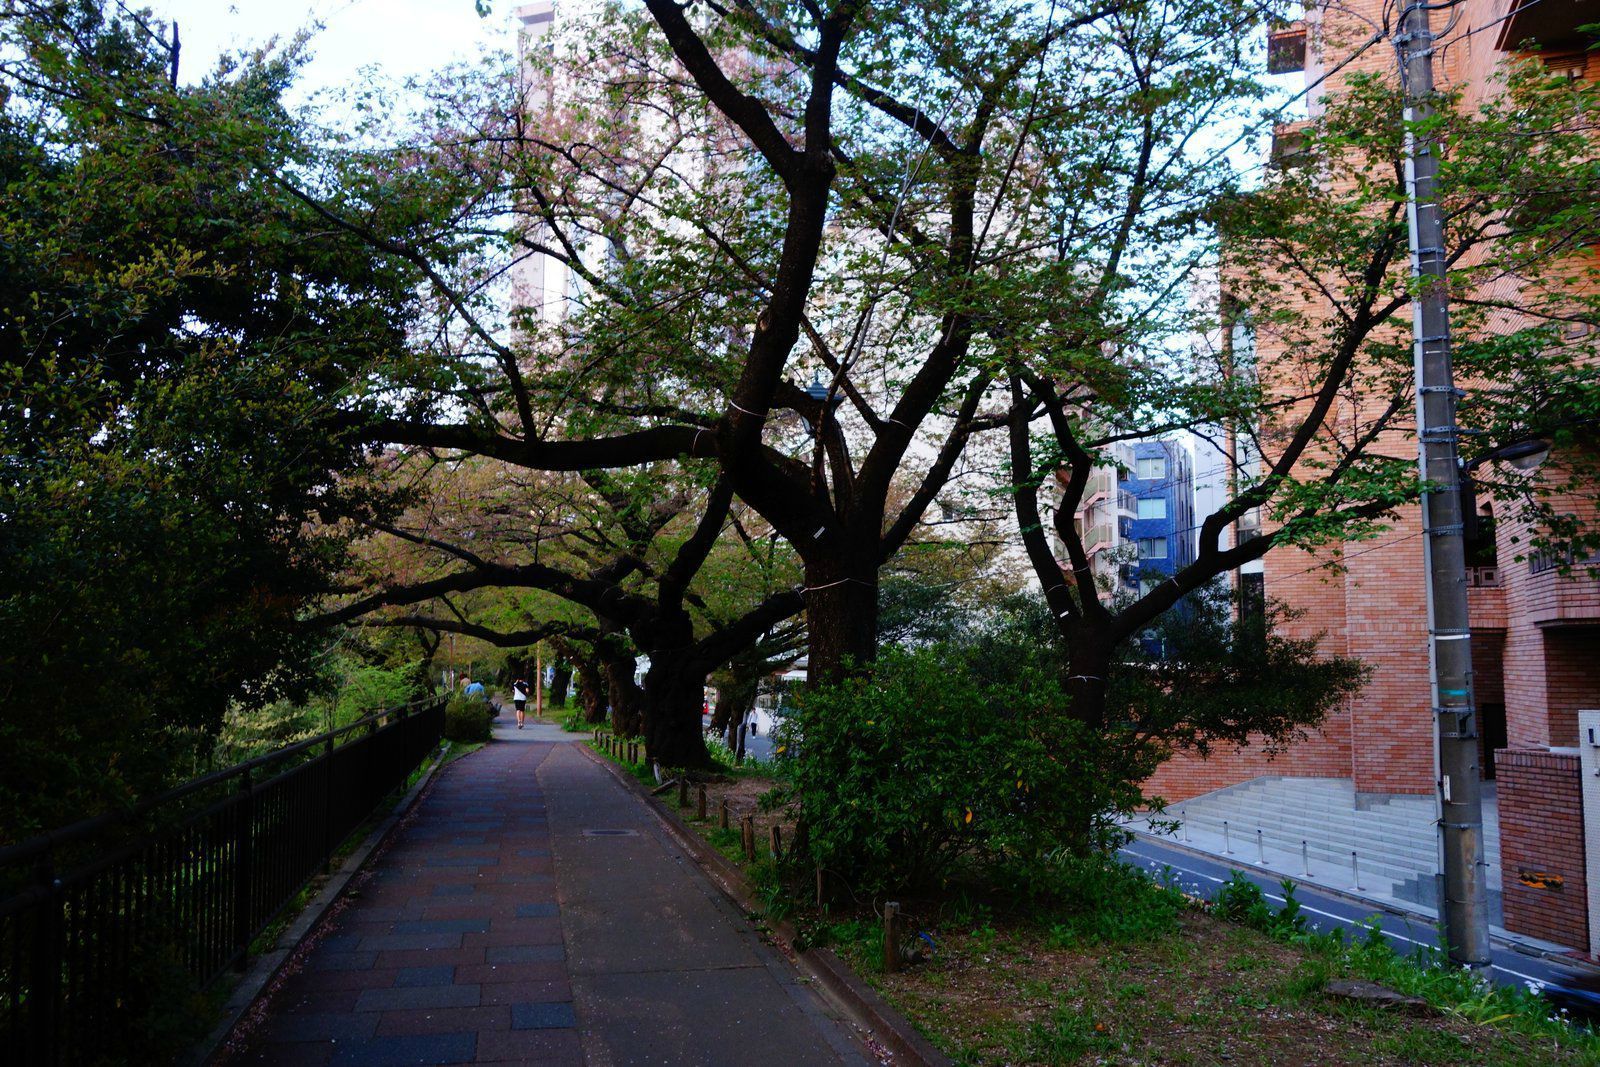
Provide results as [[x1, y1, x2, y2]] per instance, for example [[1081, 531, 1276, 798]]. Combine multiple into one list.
[[1119, 834, 1580, 993]]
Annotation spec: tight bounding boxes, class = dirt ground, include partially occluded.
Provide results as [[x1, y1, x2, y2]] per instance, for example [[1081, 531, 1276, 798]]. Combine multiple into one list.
[[655, 764, 1595, 1067], [852, 911, 1590, 1066]]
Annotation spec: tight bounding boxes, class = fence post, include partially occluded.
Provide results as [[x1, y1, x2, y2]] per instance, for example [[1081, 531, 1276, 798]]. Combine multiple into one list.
[[719, 798, 730, 830], [322, 734, 336, 872], [29, 847, 63, 1063], [740, 815, 755, 860], [233, 767, 254, 970], [769, 825, 783, 862], [365, 716, 379, 810], [696, 784, 707, 821], [677, 779, 689, 809], [883, 902, 901, 974]]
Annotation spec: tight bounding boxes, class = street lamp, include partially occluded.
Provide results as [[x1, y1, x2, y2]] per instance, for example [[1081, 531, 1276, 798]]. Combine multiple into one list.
[[800, 374, 843, 435], [1464, 437, 1550, 474]]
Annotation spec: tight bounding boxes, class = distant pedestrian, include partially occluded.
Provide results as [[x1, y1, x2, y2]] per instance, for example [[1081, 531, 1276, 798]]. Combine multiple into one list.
[[463, 677, 485, 700], [513, 679, 529, 729]]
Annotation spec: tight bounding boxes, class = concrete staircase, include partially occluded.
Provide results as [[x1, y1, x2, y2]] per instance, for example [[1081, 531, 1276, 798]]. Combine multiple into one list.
[[1157, 776, 1501, 911]]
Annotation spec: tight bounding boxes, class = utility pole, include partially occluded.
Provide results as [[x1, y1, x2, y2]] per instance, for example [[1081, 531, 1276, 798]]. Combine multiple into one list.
[[1398, 0, 1491, 969]]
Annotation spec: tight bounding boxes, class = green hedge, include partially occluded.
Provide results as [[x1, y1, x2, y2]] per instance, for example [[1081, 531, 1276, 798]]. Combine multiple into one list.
[[444, 695, 492, 743], [782, 647, 1142, 896]]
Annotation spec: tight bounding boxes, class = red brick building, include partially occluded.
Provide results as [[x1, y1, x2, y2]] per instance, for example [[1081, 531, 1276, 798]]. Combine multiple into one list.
[[1144, 0, 1600, 952]]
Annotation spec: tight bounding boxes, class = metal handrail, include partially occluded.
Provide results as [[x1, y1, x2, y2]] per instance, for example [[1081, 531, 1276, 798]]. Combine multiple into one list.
[[0, 695, 448, 1063], [0, 696, 438, 868]]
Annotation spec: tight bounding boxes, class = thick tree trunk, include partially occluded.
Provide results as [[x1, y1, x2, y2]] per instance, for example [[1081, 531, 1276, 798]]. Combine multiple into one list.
[[641, 660, 713, 769], [601, 654, 643, 737], [711, 676, 757, 736], [1061, 635, 1113, 853], [1063, 635, 1112, 730], [549, 661, 572, 708], [803, 557, 880, 685], [710, 687, 738, 735], [574, 657, 606, 724], [724, 687, 758, 763]]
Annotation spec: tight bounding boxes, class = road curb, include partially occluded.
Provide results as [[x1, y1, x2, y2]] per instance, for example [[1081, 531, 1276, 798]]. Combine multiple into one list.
[[579, 744, 951, 1067], [193, 741, 456, 1065]]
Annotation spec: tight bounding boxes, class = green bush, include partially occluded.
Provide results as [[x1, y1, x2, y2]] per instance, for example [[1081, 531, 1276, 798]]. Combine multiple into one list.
[[1038, 855, 1186, 945], [782, 646, 1144, 895], [443, 695, 492, 743], [1213, 873, 1309, 938]]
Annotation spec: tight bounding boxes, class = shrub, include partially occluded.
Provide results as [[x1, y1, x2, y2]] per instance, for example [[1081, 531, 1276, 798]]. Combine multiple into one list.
[[781, 646, 1144, 895], [443, 695, 492, 743], [1038, 855, 1186, 945], [1213, 873, 1310, 938]]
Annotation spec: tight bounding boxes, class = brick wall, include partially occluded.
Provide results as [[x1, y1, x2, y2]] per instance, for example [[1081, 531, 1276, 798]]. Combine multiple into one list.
[[1344, 507, 1435, 794], [1543, 631, 1600, 747], [1473, 630, 1505, 776], [1138, 0, 1598, 808], [1497, 748, 1588, 950], [1142, 714, 1352, 803]]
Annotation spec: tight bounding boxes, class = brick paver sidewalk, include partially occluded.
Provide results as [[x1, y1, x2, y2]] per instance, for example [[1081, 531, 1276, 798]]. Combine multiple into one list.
[[230, 718, 867, 1066]]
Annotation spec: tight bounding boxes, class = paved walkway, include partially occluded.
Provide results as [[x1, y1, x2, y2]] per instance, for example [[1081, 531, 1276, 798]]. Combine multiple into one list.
[[233, 716, 868, 1066]]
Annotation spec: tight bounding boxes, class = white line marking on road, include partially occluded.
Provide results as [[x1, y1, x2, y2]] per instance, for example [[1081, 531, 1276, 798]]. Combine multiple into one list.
[[1123, 844, 1550, 988]]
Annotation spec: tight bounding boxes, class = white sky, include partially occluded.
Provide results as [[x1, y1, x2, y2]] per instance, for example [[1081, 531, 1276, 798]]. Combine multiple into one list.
[[146, 0, 511, 97]]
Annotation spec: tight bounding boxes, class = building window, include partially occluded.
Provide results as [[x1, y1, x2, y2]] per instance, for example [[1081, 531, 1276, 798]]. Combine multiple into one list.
[[1135, 456, 1166, 480], [1240, 572, 1265, 626], [1138, 537, 1167, 560], [1137, 497, 1167, 520]]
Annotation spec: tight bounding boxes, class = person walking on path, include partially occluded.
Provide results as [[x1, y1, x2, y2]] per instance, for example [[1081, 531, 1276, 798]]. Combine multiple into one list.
[[512, 678, 529, 729]]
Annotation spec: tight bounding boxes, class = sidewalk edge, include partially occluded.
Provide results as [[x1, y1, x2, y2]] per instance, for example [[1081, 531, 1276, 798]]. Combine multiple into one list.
[[579, 744, 952, 1067], [191, 742, 454, 1065]]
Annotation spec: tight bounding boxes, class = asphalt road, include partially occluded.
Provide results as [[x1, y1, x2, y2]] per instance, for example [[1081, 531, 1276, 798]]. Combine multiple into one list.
[[1119, 834, 1581, 993], [701, 712, 778, 763]]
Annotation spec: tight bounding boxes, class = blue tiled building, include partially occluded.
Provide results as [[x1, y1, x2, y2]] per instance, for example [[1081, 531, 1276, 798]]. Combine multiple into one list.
[[1123, 440, 1195, 596]]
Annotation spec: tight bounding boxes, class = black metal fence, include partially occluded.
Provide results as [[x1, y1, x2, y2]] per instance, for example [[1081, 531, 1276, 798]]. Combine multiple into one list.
[[0, 697, 446, 1063]]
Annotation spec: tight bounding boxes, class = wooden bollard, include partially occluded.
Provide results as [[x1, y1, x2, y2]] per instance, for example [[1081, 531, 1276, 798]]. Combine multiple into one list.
[[678, 779, 689, 808], [883, 901, 902, 973], [769, 824, 783, 861], [719, 798, 729, 830], [696, 784, 707, 821], [740, 814, 755, 860]]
